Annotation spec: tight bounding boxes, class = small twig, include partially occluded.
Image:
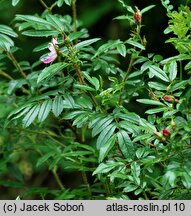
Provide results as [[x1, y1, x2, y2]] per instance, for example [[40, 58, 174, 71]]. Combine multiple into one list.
[[52, 166, 65, 190], [6, 52, 27, 79], [39, 0, 51, 12], [118, 58, 134, 105], [72, 0, 77, 33], [0, 70, 13, 80], [81, 171, 92, 198]]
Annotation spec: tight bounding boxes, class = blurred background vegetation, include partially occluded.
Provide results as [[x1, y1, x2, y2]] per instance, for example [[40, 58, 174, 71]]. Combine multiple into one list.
[[0, 0, 189, 199]]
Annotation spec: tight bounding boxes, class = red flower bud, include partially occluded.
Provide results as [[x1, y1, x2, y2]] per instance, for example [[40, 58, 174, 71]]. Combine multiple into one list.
[[163, 95, 174, 102], [162, 128, 171, 137], [134, 11, 141, 22]]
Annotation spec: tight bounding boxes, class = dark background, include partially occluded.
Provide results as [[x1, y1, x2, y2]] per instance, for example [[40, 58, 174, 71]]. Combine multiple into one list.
[[1, 0, 188, 61]]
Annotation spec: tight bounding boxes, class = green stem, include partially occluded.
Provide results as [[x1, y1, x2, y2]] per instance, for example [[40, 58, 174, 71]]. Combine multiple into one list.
[[0, 70, 13, 80], [180, 61, 183, 81], [72, 0, 77, 33], [118, 57, 134, 105], [39, 0, 51, 12], [7, 52, 27, 79], [52, 166, 65, 189], [73, 62, 101, 109], [106, 176, 113, 196], [0, 69, 30, 95], [81, 171, 92, 198]]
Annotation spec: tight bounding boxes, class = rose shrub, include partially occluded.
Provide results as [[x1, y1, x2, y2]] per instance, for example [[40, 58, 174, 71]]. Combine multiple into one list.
[[0, 0, 191, 199]]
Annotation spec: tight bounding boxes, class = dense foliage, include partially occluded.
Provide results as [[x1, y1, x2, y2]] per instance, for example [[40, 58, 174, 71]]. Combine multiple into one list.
[[0, 0, 191, 199]]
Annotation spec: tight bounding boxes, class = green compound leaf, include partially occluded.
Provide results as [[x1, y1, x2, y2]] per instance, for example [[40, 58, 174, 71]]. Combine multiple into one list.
[[98, 135, 116, 163], [52, 95, 64, 117], [22, 105, 40, 128], [37, 63, 67, 83], [38, 99, 52, 122]]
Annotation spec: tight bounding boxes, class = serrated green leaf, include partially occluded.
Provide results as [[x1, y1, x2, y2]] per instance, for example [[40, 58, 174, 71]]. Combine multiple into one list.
[[116, 43, 126, 57], [12, 106, 32, 120], [22, 105, 40, 128], [16, 15, 51, 27], [68, 31, 85, 41], [76, 96, 92, 109], [52, 95, 64, 117], [0, 24, 18, 37], [33, 42, 49, 52], [74, 38, 100, 50], [113, 15, 131, 21], [74, 84, 95, 92], [139, 118, 156, 131], [63, 110, 86, 120], [133, 133, 151, 143], [149, 65, 170, 82], [38, 99, 52, 122], [169, 61, 177, 81], [64, 0, 72, 6], [117, 130, 135, 159], [56, 0, 65, 7], [96, 123, 116, 149], [94, 40, 121, 57], [136, 99, 164, 106], [141, 5, 155, 14], [72, 113, 89, 128], [131, 162, 141, 185], [93, 161, 123, 175], [136, 148, 150, 159], [22, 30, 58, 37], [0, 33, 14, 51], [64, 93, 75, 109], [148, 81, 167, 90], [169, 80, 187, 92], [145, 107, 168, 114], [12, 0, 20, 6], [126, 39, 145, 50], [83, 73, 100, 90], [37, 63, 67, 83], [92, 116, 113, 137], [46, 14, 64, 32], [134, 188, 143, 195], [185, 61, 191, 70], [36, 152, 54, 167], [88, 115, 102, 129], [123, 184, 138, 192], [98, 135, 116, 163]]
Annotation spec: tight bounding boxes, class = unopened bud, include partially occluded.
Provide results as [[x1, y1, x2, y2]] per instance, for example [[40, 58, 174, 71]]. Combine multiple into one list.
[[162, 128, 171, 137], [134, 7, 141, 23], [153, 131, 163, 138], [163, 95, 174, 102], [171, 119, 176, 130]]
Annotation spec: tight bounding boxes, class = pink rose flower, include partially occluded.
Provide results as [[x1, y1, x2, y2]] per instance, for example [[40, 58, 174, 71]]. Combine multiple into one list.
[[41, 38, 58, 64]]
